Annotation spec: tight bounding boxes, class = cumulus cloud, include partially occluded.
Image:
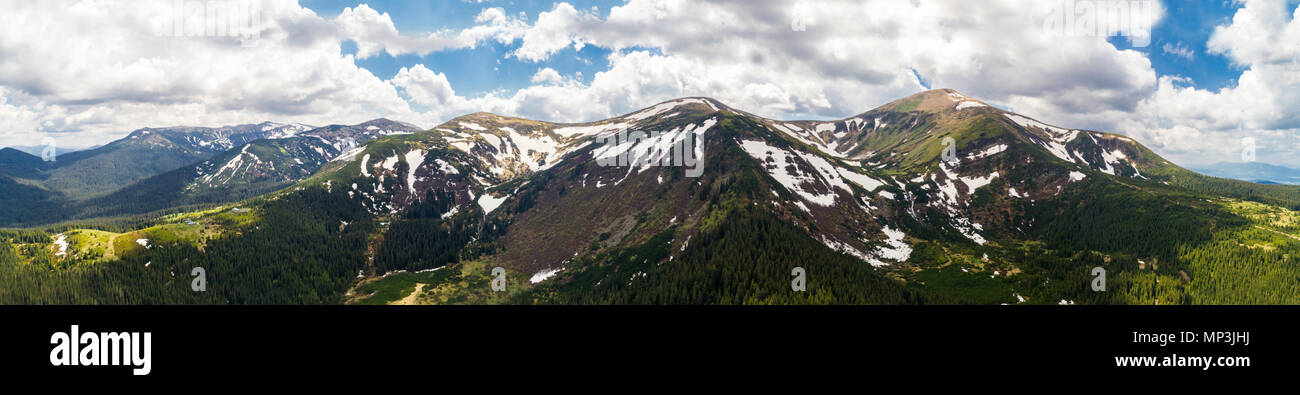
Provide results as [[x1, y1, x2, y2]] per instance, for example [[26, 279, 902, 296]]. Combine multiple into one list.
[[1, 0, 1295, 170], [451, 0, 1164, 131], [530, 68, 566, 85], [0, 88, 49, 146], [337, 5, 528, 58], [405, 0, 1298, 167], [391, 65, 458, 108], [1207, 0, 1300, 67], [0, 0, 540, 147], [513, 3, 600, 61], [1129, 0, 1300, 166], [0, 1, 421, 147]]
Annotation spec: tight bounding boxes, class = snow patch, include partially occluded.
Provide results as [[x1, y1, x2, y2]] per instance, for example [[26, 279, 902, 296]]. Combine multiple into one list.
[[334, 145, 366, 163], [459, 122, 486, 131], [1004, 114, 1080, 164], [737, 139, 837, 206], [380, 155, 400, 171], [817, 236, 876, 265], [961, 171, 999, 191], [53, 234, 68, 257], [477, 194, 509, 215], [441, 206, 459, 219], [837, 167, 886, 191], [875, 226, 912, 263], [434, 158, 458, 175], [552, 121, 635, 138], [953, 218, 988, 245], [966, 144, 1008, 160], [530, 267, 564, 284], [403, 150, 426, 191]]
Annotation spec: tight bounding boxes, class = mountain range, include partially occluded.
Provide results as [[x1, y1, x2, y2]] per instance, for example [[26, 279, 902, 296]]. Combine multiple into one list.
[[0, 119, 422, 226], [3, 144, 101, 158], [1191, 161, 1300, 185], [3, 89, 1299, 305]]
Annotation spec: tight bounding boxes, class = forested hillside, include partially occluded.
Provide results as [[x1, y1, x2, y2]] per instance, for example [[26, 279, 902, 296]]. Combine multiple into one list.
[[5, 91, 1300, 305], [0, 188, 372, 304]]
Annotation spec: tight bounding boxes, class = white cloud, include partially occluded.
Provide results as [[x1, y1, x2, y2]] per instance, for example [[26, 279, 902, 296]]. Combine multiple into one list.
[[0, 0, 427, 147], [474, 0, 1163, 129], [0, 0, 535, 148], [0, 88, 51, 146], [337, 5, 527, 58], [1207, 0, 1300, 67], [1, 0, 1295, 170], [415, 0, 1299, 167], [513, 3, 599, 62], [391, 65, 457, 108], [1130, 0, 1300, 166], [0, 1, 560, 148], [529, 68, 566, 85]]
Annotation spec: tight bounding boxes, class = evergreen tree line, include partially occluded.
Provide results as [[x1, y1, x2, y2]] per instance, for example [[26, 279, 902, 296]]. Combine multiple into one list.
[[521, 204, 948, 305], [0, 188, 373, 304]]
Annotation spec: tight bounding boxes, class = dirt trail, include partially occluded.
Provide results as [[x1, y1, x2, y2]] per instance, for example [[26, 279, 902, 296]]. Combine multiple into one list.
[[391, 283, 426, 305], [1256, 225, 1300, 242]]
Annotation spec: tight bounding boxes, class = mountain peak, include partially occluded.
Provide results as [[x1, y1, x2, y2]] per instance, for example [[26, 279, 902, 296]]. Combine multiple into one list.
[[614, 97, 728, 122], [358, 118, 421, 130], [446, 112, 516, 124], [0, 146, 37, 157], [874, 88, 993, 114]]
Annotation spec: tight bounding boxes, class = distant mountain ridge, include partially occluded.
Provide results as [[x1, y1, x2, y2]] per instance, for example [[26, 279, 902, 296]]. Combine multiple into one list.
[[1, 144, 101, 158], [0, 119, 423, 226], [8, 89, 1300, 305], [1191, 161, 1300, 185], [43, 121, 318, 198]]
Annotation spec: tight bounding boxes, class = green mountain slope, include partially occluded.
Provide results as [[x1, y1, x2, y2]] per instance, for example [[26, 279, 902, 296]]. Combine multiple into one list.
[[5, 90, 1300, 305], [76, 137, 342, 219], [46, 122, 314, 198], [0, 122, 313, 226], [0, 119, 423, 227]]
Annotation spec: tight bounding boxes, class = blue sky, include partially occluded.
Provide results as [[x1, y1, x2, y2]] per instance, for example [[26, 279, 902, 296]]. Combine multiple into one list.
[[309, 0, 618, 98], [1122, 0, 1244, 90], [3, 0, 1298, 168]]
